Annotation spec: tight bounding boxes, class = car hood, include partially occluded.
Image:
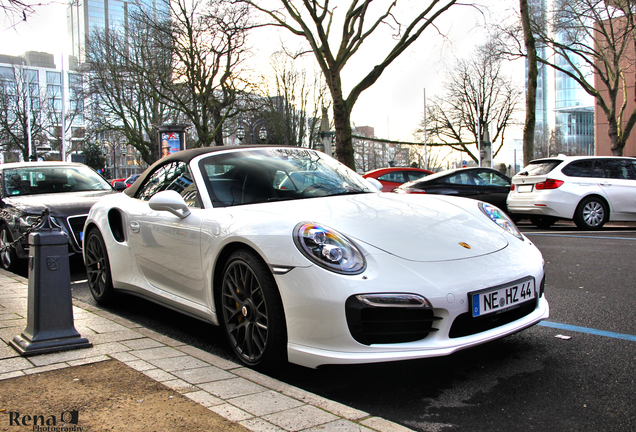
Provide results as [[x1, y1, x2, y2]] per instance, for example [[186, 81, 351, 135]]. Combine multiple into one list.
[[239, 193, 509, 262], [3, 191, 116, 217]]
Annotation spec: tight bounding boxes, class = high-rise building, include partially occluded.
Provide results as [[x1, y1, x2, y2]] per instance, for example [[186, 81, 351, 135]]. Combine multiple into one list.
[[529, 0, 595, 157], [0, 52, 86, 162], [67, 0, 169, 67], [65, 0, 164, 173]]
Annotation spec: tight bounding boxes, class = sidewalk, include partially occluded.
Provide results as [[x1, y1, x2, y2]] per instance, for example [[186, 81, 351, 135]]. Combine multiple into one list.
[[0, 268, 413, 432]]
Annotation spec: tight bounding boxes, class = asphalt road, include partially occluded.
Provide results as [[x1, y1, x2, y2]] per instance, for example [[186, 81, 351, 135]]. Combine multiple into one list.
[[40, 221, 636, 431]]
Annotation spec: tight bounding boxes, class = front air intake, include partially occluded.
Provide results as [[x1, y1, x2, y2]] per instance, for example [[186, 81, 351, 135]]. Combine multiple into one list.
[[345, 295, 441, 345]]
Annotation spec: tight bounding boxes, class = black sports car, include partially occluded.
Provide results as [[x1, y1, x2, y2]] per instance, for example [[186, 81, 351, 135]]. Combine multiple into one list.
[[393, 167, 513, 214], [0, 161, 119, 271]]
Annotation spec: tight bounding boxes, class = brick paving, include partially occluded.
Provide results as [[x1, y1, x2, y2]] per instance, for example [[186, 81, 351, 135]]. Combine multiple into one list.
[[0, 268, 413, 432]]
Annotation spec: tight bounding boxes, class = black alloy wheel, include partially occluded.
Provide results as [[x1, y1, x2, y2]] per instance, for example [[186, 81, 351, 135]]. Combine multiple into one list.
[[0, 225, 19, 272], [84, 228, 116, 305], [574, 196, 608, 230], [220, 249, 287, 370]]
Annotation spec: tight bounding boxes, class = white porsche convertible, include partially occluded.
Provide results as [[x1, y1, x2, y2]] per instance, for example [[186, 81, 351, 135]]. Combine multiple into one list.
[[84, 146, 549, 370]]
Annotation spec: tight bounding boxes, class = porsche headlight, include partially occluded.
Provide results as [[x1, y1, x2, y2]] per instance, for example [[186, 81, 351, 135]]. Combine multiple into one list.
[[294, 223, 366, 274], [479, 203, 523, 240]]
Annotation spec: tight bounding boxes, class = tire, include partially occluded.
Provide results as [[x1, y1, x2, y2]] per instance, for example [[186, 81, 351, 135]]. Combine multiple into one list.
[[573, 196, 608, 230], [84, 228, 117, 305], [0, 225, 19, 272], [220, 249, 287, 371], [530, 216, 558, 229]]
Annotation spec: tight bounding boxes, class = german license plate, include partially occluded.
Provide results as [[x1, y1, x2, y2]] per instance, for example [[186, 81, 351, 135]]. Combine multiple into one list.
[[518, 184, 533, 192], [470, 277, 535, 318]]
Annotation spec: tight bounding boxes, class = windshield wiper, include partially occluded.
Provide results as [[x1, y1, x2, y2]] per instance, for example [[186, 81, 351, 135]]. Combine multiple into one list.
[[266, 196, 296, 202], [327, 189, 369, 197]]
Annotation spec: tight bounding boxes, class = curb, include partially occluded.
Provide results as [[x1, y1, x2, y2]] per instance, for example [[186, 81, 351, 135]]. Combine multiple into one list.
[[0, 268, 414, 432]]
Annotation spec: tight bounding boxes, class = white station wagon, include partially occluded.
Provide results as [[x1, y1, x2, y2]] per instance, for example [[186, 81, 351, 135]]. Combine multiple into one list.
[[507, 155, 636, 229]]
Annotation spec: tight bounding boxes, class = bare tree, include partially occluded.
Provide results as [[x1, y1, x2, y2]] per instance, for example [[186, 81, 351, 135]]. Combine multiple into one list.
[[241, 0, 458, 169], [403, 137, 449, 171], [421, 41, 522, 164], [1, 0, 39, 28], [499, 0, 636, 156], [0, 63, 48, 161], [86, 0, 249, 162], [533, 127, 551, 158], [146, 0, 250, 147], [414, 144, 449, 171], [86, 16, 176, 164], [258, 53, 329, 147], [353, 132, 380, 172]]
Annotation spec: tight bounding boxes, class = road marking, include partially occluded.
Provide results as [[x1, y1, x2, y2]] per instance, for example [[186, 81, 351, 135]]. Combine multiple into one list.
[[539, 321, 636, 342], [526, 233, 636, 241], [71, 279, 88, 285]]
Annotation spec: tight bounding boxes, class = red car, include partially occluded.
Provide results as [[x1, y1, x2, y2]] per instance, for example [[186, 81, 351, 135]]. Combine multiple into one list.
[[110, 178, 126, 186], [124, 174, 140, 188], [363, 167, 433, 192]]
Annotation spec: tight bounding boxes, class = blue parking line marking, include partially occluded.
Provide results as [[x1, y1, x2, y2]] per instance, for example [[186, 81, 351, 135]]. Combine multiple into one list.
[[538, 321, 636, 342], [526, 233, 636, 241]]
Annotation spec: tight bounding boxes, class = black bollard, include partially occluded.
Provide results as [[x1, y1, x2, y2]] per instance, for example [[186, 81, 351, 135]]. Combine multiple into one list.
[[10, 211, 91, 356]]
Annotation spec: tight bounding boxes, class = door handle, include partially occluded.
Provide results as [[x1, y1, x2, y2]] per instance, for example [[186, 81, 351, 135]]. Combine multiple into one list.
[[130, 221, 140, 233]]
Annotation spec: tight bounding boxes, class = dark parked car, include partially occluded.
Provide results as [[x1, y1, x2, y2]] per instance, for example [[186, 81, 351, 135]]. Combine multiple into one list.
[[0, 162, 118, 271], [394, 167, 512, 213], [363, 167, 434, 192]]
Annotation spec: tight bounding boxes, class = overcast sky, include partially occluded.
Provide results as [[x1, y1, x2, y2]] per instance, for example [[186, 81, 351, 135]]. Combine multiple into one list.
[[0, 1, 523, 143]]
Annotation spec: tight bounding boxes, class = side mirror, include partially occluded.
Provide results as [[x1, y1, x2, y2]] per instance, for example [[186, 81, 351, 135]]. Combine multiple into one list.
[[149, 190, 191, 219], [113, 181, 127, 192], [365, 177, 383, 192]]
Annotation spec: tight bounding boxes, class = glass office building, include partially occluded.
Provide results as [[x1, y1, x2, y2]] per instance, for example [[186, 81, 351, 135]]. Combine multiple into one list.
[[67, 0, 169, 67], [528, 0, 595, 156], [0, 52, 86, 162]]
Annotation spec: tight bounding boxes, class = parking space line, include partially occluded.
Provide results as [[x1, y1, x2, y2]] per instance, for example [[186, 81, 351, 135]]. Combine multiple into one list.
[[526, 233, 636, 241], [539, 321, 636, 342]]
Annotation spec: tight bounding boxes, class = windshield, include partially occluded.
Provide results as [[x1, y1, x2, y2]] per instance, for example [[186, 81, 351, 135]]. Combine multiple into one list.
[[518, 160, 562, 176], [199, 148, 374, 207], [3, 165, 113, 197]]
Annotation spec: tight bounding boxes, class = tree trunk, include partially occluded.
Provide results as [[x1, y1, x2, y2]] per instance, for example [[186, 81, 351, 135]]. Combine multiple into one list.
[[326, 71, 355, 169], [213, 108, 224, 146], [520, 0, 537, 166], [333, 99, 354, 168], [607, 116, 622, 156]]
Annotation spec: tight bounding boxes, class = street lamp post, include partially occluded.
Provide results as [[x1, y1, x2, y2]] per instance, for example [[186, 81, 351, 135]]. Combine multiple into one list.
[[119, 141, 128, 177], [236, 118, 267, 144], [258, 126, 267, 142], [317, 107, 334, 155]]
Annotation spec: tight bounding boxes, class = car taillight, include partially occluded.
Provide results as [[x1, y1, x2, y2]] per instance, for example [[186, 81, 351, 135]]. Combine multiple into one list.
[[510, 184, 515, 191], [535, 179, 564, 190]]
